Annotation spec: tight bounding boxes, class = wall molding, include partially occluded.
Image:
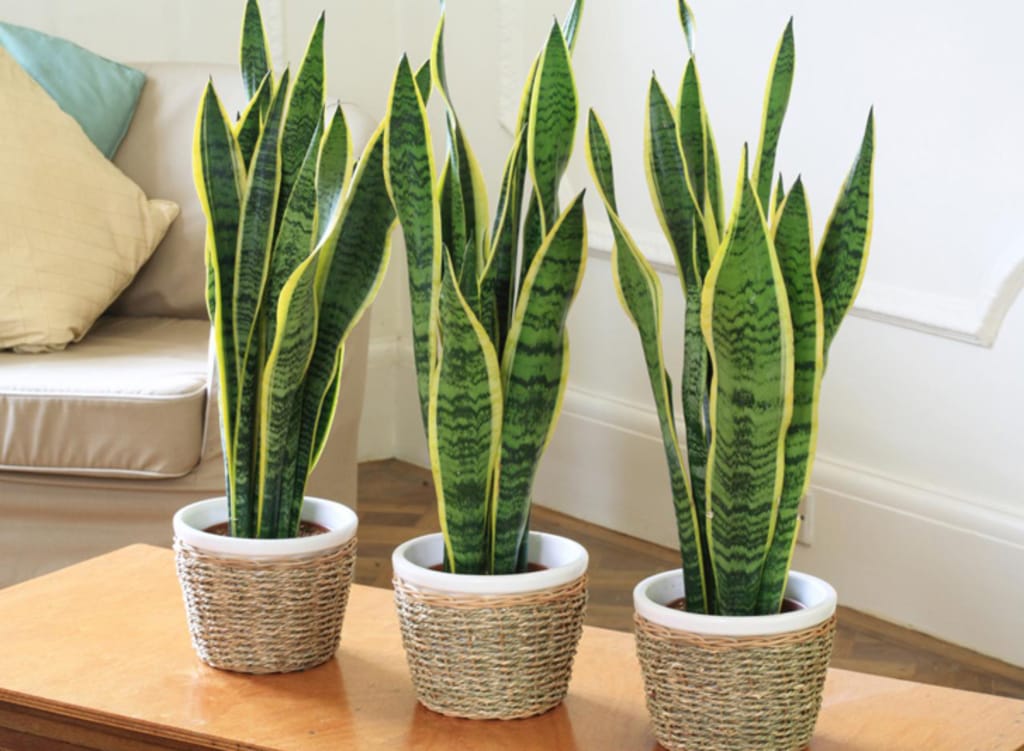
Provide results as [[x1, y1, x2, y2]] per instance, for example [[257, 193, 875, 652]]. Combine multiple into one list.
[[531, 383, 1024, 665], [588, 225, 1024, 348]]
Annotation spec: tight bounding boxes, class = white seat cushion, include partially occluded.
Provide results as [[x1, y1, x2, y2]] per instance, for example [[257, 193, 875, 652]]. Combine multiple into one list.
[[0, 316, 210, 478]]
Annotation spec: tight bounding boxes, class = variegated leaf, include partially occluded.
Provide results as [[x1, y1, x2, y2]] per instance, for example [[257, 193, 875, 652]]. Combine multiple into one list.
[[817, 109, 875, 354], [752, 19, 795, 213], [430, 250, 503, 574], [492, 194, 587, 573], [701, 151, 794, 615]]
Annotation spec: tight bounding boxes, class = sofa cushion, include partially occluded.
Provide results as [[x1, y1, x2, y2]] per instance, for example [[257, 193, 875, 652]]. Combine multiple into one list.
[[0, 22, 146, 158], [0, 47, 179, 353], [0, 316, 210, 479]]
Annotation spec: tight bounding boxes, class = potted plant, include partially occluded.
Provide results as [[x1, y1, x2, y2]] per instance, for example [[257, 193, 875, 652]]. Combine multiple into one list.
[[382, 0, 589, 719], [586, 3, 874, 749], [172, 0, 394, 675]]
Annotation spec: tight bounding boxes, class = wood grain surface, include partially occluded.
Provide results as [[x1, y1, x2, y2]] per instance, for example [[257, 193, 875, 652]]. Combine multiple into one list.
[[0, 545, 1021, 751]]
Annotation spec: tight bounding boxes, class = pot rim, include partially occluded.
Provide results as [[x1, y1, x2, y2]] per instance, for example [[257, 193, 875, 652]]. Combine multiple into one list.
[[173, 496, 357, 559], [633, 568, 837, 636], [392, 531, 588, 595]]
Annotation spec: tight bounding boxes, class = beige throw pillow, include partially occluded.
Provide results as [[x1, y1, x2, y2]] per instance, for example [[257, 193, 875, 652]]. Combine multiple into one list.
[[0, 47, 178, 353]]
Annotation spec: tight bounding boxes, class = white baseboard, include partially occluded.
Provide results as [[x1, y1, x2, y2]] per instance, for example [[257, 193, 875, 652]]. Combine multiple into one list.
[[532, 385, 1024, 667]]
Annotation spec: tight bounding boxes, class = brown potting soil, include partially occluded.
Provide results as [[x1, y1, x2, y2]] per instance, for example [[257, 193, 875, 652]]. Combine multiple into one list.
[[202, 521, 330, 538]]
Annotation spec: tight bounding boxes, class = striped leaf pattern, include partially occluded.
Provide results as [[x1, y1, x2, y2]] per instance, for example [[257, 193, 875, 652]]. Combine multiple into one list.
[[315, 107, 351, 246], [430, 251, 503, 573], [387, 0, 585, 573], [279, 16, 325, 223], [527, 22, 576, 234], [194, 84, 245, 531], [235, 72, 271, 169], [240, 0, 271, 100], [257, 255, 319, 537], [817, 110, 875, 354], [752, 19, 795, 213], [196, 3, 392, 537], [701, 157, 794, 616], [384, 56, 440, 429], [588, 4, 874, 614], [230, 70, 289, 537], [588, 110, 709, 612], [295, 126, 396, 505], [758, 179, 822, 612], [493, 194, 587, 573]]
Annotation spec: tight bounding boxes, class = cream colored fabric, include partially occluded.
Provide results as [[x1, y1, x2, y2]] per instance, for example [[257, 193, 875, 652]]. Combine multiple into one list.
[[110, 62, 245, 319], [111, 61, 377, 319], [0, 316, 209, 477], [0, 48, 178, 352]]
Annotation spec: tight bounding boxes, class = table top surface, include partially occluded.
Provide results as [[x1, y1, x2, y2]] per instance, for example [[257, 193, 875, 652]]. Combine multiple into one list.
[[0, 545, 1021, 751]]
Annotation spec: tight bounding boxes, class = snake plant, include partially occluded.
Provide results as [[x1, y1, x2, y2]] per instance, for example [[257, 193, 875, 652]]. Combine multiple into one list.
[[194, 0, 394, 538], [587, 2, 874, 615], [384, 0, 586, 574]]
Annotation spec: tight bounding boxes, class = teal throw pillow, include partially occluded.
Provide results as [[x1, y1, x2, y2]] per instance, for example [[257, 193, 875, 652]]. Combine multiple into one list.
[[0, 22, 145, 157]]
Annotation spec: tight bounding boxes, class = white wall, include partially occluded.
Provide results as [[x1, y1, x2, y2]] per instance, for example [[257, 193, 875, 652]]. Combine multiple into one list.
[[5, 0, 1021, 665]]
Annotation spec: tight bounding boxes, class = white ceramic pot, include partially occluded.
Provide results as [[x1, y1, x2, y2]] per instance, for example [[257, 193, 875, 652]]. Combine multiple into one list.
[[173, 496, 358, 557], [633, 568, 838, 751], [634, 568, 837, 635], [392, 532, 589, 720], [392, 531, 588, 594], [173, 496, 358, 674]]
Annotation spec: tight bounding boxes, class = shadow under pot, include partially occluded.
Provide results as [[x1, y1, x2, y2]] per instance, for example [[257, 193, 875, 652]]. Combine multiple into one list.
[[392, 532, 589, 720]]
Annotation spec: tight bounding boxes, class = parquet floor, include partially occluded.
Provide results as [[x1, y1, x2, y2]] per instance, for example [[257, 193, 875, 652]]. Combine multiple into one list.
[[356, 459, 1024, 700]]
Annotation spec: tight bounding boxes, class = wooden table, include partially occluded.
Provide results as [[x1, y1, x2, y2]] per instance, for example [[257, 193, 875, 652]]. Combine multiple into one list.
[[0, 545, 1021, 750]]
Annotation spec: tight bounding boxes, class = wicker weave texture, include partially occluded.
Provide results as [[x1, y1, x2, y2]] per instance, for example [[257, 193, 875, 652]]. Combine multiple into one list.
[[174, 536, 357, 674], [635, 613, 836, 751], [393, 575, 588, 720]]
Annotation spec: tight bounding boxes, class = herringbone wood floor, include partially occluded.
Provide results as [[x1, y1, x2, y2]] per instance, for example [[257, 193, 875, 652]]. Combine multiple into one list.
[[356, 459, 1024, 700]]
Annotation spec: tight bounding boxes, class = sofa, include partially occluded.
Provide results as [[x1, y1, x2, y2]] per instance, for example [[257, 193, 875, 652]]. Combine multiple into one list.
[[0, 62, 373, 588]]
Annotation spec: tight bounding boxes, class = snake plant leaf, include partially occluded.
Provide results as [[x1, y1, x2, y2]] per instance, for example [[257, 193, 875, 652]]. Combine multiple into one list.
[[256, 253, 319, 537], [235, 72, 271, 169], [430, 250, 503, 574], [771, 172, 786, 222], [431, 15, 489, 273], [240, 0, 272, 101], [817, 109, 875, 354], [315, 106, 352, 246], [231, 69, 289, 536], [309, 348, 343, 470], [586, 110, 617, 210], [297, 124, 396, 500], [520, 191, 544, 284], [643, 80, 713, 591], [492, 193, 587, 574], [678, 0, 696, 54], [265, 117, 321, 350], [194, 83, 245, 531], [480, 128, 527, 354], [562, 0, 585, 52], [705, 119, 725, 236], [527, 21, 577, 235], [645, 75, 698, 290], [758, 177, 822, 612], [384, 55, 441, 429], [279, 14, 325, 221], [677, 58, 706, 218], [752, 18, 795, 213], [415, 60, 432, 103], [701, 152, 794, 616], [586, 109, 709, 612]]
